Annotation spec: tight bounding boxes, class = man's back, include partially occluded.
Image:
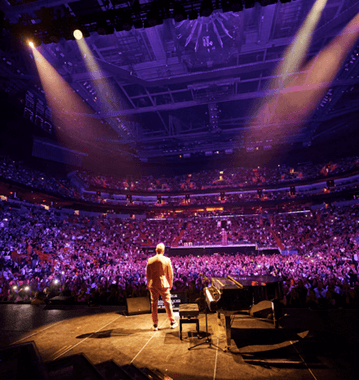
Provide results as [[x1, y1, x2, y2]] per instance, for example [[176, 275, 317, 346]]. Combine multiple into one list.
[[147, 254, 172, 289], [147, 243, 177, 329]]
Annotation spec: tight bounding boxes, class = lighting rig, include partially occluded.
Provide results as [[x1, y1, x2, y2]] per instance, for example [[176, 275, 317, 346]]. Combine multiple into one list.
[[3, 1, 293, 47]]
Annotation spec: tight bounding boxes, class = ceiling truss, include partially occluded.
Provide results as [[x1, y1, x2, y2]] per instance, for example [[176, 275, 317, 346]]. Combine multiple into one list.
[[1, 0, 359, 158]]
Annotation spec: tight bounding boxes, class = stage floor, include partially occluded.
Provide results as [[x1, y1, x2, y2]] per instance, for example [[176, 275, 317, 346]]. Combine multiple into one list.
[[0, 304, 358, 380]]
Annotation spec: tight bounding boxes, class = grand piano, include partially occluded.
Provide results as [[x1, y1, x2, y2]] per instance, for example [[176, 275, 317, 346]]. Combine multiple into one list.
[[205, 275, 283, 351]]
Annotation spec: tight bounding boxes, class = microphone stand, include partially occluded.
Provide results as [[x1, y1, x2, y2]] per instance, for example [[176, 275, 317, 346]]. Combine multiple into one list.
[[188, 274, 223, 351]]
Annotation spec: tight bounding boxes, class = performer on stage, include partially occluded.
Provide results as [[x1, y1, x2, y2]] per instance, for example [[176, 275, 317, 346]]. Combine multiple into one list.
[[146, 243, 178, 330]]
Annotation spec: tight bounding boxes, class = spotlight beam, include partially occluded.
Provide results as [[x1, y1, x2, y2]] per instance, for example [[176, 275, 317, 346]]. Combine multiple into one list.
[[75, 37, 130, 137], [248, 1, 359, 142], [275, 12, 359, 124], [256, 0, 329, 125], [274, 0, 328, 89], [31, 47, 108, 152]]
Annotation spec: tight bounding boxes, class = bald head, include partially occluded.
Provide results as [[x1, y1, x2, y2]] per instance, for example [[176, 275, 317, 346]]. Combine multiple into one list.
[[156, 243, 165, 255]]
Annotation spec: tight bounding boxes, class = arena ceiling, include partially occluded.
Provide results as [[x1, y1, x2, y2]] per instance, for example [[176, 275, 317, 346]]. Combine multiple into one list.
[[1, 0, 359, 161]]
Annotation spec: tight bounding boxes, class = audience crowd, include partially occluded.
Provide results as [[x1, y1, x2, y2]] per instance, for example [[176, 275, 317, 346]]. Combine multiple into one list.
[[77, 156, 359, 192], [1, 155, 359, 210], [0, 156, 75, 198], [1, 202, 358, 309]]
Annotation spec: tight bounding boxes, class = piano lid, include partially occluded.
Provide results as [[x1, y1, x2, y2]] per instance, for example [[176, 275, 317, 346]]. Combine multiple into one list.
[[212, 275, 282, 289]]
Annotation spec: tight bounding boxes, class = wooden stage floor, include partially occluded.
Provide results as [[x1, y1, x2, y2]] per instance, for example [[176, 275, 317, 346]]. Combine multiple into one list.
[[0, 304, 358, 380]]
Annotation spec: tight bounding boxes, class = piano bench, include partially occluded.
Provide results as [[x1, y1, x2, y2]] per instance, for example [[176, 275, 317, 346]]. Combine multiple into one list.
[[179, 303, 200, 340]]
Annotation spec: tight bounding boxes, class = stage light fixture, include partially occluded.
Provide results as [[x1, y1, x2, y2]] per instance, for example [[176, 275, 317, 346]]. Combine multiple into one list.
[[13, 24, 41, 47], [116, 10, 134, 31], [145, 7, 163, 28], [31, 34, 42, 47], [173, 3, 186, 22], [97, 20, 113, 35], [133, 19, 143, 29], [260, 0, 277, 6], [230, 1, 244, 12], [200, 0, 214, 17], [28, 41, 35, 48], [244, 0, 256, 8], [96, 11, 114, 35], [223, 0, 244, 12], [46, 25, 61, 43], [189, 9, 198, 20], [122, 22, 132, 31], [73, 29, 83, 40]]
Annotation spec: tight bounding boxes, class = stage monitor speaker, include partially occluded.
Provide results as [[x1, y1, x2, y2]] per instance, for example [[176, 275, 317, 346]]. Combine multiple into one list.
[[126, 296, 151, 315], [249, 300, 273, 319], [49, 295, 75, 305]]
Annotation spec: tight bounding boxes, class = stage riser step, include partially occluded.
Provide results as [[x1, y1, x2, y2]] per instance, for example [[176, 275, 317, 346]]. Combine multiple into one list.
[[95, 360, 132, 380], [46, 354, 104, 380], [121, 364, 150, 380], [0, 341, 49, 380], [2, 342, 167, 380]]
